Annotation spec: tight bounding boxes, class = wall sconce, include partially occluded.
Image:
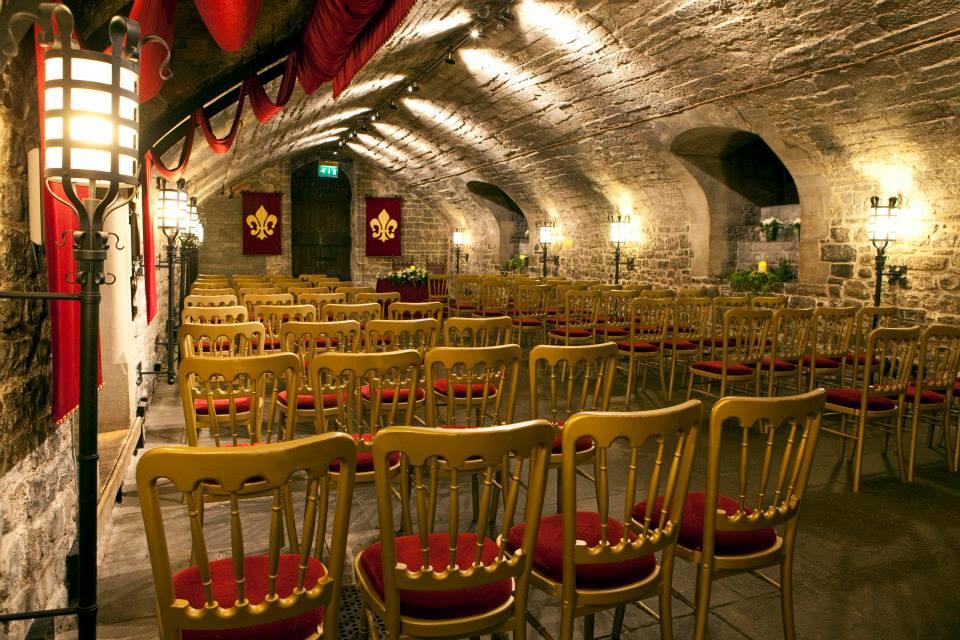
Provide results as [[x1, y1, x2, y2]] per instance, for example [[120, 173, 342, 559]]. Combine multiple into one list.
[[609, 214, 635, 285], [537, 220, 555, 278], [868, 195, 909, 311], [452, 228, 469, 274]]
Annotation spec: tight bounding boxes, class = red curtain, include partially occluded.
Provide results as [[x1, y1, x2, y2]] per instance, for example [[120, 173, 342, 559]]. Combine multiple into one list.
[[194, 0, 262, 52], [141, 156, 158, 322], [196, 89, 247, 153], [333, 0, 417, 97], [150, 121, 195, 178], [129, 0, 178, 103], [246, 53, 299, 123]]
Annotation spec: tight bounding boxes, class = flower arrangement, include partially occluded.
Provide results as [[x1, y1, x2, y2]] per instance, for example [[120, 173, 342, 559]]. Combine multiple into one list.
[[760, 216, 783, 241], [384, 265, 429, 286], [725, 258, 797, 294]]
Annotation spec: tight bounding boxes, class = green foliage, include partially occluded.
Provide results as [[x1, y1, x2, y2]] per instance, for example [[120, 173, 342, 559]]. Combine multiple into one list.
[[499, 254, 529, 273], [725, 258, 797, 294]]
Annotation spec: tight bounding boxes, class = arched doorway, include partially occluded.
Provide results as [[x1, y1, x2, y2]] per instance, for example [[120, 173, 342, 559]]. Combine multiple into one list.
[[291, 161, 352, 279]]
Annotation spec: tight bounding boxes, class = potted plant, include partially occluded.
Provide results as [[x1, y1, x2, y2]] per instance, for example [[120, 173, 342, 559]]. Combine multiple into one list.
[[725, 258, 797, 294], [760, 217, 783, 241], [384, 265, 429, 286]]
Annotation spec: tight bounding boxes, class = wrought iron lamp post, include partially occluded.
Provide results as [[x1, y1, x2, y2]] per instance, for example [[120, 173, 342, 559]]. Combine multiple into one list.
[[157, 178, 187, 384], [0, 3, 150, 638], [868, 195, 908, 313], [452, 228, 468, 274], [537, 221, 555, 278], [609, 214, 635, 285]]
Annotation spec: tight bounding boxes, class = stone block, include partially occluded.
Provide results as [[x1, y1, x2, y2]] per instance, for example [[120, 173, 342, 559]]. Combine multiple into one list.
[[820, 244, 857, 263]]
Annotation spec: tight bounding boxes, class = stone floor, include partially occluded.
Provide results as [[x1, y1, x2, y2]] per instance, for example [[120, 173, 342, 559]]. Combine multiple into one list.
[[85, 369, 960, 640]]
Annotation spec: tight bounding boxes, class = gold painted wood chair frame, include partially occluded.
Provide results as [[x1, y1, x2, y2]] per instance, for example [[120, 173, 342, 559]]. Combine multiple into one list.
[[443, 316, 512, 347], [524, 401, 701, 640], [750, 295, 787, 312], [596, 290, 636, 343], [254, 304, 318, 352], [675, 390, 825, 640], [287, 285, 332, 297], [427, 273, 449, 310], [805, 307, 856, 391], [299, 292, 347, 317], [665, 297, 711, 400], [187, 289, 236, 301], [756, 308, 814, 397], [356, 291, 402, 316], [511, 284, 551, 350], [844, 305, 897, 386], [547, 290, 599, 347], [619, 297, 671, 408], [363, 318, 440, 359], [478, 280, 514, 317], [319, 302, 382, 324], [686, 308, 772, 400], [178, 322, 266, 359], [388, 301, 444, 320], [449, 275, 481, 317], [138, 433, 356, 640], [334, 286, 375, 302], [705, 296, 750, 358], [240, 292, 293, 318], [356, 421, 553, 640], [181, 305, 249, 325]]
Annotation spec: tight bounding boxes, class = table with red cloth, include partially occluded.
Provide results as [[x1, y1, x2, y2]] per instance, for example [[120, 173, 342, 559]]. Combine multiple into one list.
[[376, 278, 428, 302]]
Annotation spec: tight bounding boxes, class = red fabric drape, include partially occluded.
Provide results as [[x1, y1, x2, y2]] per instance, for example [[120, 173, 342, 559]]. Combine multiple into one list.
[[196, 88, 247, 153], [246, 53, 299, 122], [150, 120, 195, 178], [141, 156, 158, 322], [332, 0, 417, 97], [194, 0, 262, 52], [129, 0, 178, 103]]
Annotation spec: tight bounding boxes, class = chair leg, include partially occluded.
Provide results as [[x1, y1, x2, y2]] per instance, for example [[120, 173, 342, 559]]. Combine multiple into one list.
[[612, 605, 626, 640], [907, 407, 921, 483], [893, 402, 907, 482], [583, 614, 595, 640], [852, 413, 868, 492], [780, 551, 797, 640], [685, 370, 695, 401], [667, 353, 677, 401], [624, 356, 636, 410], [692, 562, 713, 640], [471, 473, 480, 523], [359, 602, 371, 640]]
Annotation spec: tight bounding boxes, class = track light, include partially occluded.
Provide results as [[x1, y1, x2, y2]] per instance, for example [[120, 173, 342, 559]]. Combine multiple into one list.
[[371, 110, 379, 120], [470, 24, 481, 39], [389, 100, 398, 109], [445, 50, 456, 64], [407, 82, 419, 93]]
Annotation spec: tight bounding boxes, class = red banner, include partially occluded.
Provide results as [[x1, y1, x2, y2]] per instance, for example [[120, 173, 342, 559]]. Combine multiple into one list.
[[365, 197, 402, 257], [242, 192, 282, 255]]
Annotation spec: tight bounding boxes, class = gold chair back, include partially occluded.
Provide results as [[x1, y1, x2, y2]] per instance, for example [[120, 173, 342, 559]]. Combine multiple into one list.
[[708, 296, 750, 355], [363, 318, 439, 357], [181, 305, 248, 324], [178, 322, 266, 358], [334, 286, 374, 302], [427, 273, 449, 302], [355, 291, 401, 315], [281, 320, 362, 357], [450, 275, 482, 314], [751, 295, 787, 311], [808, 306, 856, 388], [187, 287, 235, 297], [237, 286, 281, 298], [529, 343, 618, 425], [299, 292, 347, 316], [559, 289, 599, 330], [287, 285, 331, 297], [671, 296, 711, 344], [191, 282, 229, 291], [254, 304, 318, 351], [677, 286, 704, 297], [764, 308, 814, 394], [183, 294, 238, 308], [137, 433, 355, 640], [443, 316, 512, 346], [425, 344, 521, 428], [640, 289, 675, 299], [861, 327, 919, 396], [241, 292, 293, 317], [320, 302, 381, 324], [597, 290, 635, 341], [721, 307, 773, 365], [387, 301, 444, 320], [479, 280, 514, 316]]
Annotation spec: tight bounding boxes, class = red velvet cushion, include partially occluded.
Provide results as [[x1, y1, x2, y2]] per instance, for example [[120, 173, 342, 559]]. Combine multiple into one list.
[[955, 378, 960, 394], [277, 390, 339, 410], [906, 385, 945, 405], [825, 388, 896, 411], [194, 397, 252, 414], [549, 315, 569, 325], [632, 324, 663, 334], [433, 379, 498, 397], [802, 355, 841, 368], [329, 433, 400, 472], [844, 353, 880, 366], [597, 325, 629, 337], [360, 385, 426, 402], [173, 554, 325, 640], [663, 339, 699, 350], [551, 422, 593, 454], [616, 340, 659, 353], [633, 493, 777, 556], [746, 356, 798, 372], [506, 512, 656, 589], [512, 317, 542, 326], [358, 533, 511, 619], [250, 336, 283, 349], [690, 361, 754, 376], [548, 328, 592, 338], [704, 336, 736, 347], [452, 302, 476, 310], [314, 336, 340, 347], [478, 310, 508, 317]]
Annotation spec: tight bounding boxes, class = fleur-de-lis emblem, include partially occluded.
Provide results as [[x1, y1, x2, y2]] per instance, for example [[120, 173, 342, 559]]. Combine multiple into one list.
[[246, 205, 278, 240], [370, 209, 398, 243]]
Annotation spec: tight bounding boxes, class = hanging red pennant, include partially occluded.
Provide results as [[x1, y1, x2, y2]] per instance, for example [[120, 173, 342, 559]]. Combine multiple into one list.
[[365, 197, 402, 257], [242, 192, 282, 255]]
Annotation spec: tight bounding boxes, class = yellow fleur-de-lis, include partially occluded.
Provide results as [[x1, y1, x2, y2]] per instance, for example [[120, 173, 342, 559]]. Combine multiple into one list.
[[370, 209, 398, 242], [246, 205, 278, 240]]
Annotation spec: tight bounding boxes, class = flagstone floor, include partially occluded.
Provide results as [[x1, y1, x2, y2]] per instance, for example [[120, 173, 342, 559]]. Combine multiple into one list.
[[75, 373, 960, 640]]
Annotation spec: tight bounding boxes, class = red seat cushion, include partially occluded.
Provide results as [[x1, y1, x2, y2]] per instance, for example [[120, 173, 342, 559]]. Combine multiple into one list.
[[478, 310, 508, 317], [358, 533, 511, 619], [747, 356, 798, 372], [452, 302, 476, 310], [433, 379, 498, 398], [825, 388, 897, 411], [548, 328, 592, 338], [906, 385, 945, 405], [633, 493, 777, 556], [955, 378, 960, 394], [330, 433, 400, 472], [314, 336, 340, 347], [690, 360, 754, 376], [360, 385, 426, 402], [506, 512, 656, 589], [663, 339, 699, 350], [277, 390, 339, 410], [704, 336, 736, 347], [616, 340, 659, 353], [551, 421, 593, 454], [250, 336, 283, 349], [173, 554, 325, 640], [194, 396, 252, 414], [802, 355, 841, 369], [844, 353, 881, 366], [512, 316, 542, 326], [632, 324, 663, 335], [597, 325, 629, 337]]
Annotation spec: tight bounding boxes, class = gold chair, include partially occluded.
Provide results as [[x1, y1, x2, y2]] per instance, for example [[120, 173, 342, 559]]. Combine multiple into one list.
[[706, 296, 750, 357], [387, 301, 444, 320], [188, 286, 234, 297], [623, 283, 652, 292], [425, 344, 521, 431], [181, 305, 248, 325], [514, 401, 700, 640], [443, 316, 512, 347], [178, 322, 266, 358], [822, 326, 920, 491], [661, 390, 825, 640], [752, 308, 814, 397], [183, 293, 239, 308], [677, 286, 704, 297], [686, 308, 772, 399], [237, 286, 281, 300], [449, 274, 481, 317], [427, 273, 449, 309], [595, 290, 635, 343], [640, 289, 675, 299], [665, 297, 711, 400], [334, 286, 374, 302], [478, 279, 514, 317], [805, 306, 856, 390], [241, 292, 293, 317], [750, 294, 787, 311], [319, 302, 381, 325], [356, 291, 401, 316], [511, 283, 551, 349], [547, 289, 598, 347], [529, 343, 617, 508], [618, 297, 671, 408], [363, 318, 440, 357], [179, 353, 301, 447], [137, 433, 356, 640], [190, 282, 230, 291], [254, 304, 317, 352], [287, 285, 331, 297], [299, 292, 347, 317], [844, 305, 897, 385], [356, 421, 553, 639]]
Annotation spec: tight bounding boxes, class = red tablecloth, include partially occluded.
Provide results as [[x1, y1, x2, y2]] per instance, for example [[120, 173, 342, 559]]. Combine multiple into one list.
[[376, 278, 429, 302]]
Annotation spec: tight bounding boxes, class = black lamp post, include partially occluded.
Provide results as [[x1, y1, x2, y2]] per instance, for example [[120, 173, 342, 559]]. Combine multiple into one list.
[[0, 4, 150, 638], [609, 214, 635, 285], [868, 195, 909, 313], [452, 228, 467, 274], [537, 221, 555, 278], [157, 177, 187, 384]]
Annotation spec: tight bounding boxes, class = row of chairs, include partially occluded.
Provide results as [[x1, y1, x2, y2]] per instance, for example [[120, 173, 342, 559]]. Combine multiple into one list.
[[144, 344, 827, 640]]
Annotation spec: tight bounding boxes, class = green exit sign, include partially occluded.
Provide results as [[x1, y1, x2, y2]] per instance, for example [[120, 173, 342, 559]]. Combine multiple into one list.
[[318, 163, 339, 178]]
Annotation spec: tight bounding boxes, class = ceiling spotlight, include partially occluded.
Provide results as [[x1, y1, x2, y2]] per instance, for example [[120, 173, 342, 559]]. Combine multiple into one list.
[[470, 24, 482, 39], [371, 110, 380, 120], [407, 82, 419, 93], [389, 100, 398, 110], [445, 51, 456, 65], [476, 5, 491, 20]]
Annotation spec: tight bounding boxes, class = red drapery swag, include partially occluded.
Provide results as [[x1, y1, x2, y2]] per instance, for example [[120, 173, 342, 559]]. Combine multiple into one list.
[[35, 31, 103, 423], [365, 197, 402, 257], [141, 156, 159, 322], [242, 192, 283, 256], [129, 0, 178, 103], [194, 0, 263, 52]]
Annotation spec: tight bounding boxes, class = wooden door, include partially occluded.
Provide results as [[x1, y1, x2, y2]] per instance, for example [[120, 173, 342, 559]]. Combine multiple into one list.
[[291, 162, 352, 279]]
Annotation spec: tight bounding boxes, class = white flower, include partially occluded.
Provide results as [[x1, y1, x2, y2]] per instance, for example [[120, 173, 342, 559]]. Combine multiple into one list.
[[761, 216, 781, 227], [791, 217, 802, 226]]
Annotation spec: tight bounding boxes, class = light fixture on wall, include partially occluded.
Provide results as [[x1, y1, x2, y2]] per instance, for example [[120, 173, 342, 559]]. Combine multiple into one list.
[[452, 228, 469, 274], [178, 196, 201, 317], [868, 195, 908, 312], [537, 220, 555, 278], [157, 177, 188, 384], [0, 3, 155, 637], [609, 214, 635, 285]]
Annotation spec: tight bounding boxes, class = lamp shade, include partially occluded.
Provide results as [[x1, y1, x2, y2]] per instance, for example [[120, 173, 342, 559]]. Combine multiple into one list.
[[452, 229, 465, 246], [609, 215, 630, 246], [43, 27, 139, 195], [157, 179, 188, 237], [868, 196, 899, 246], [538, 222, 555, 246]]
